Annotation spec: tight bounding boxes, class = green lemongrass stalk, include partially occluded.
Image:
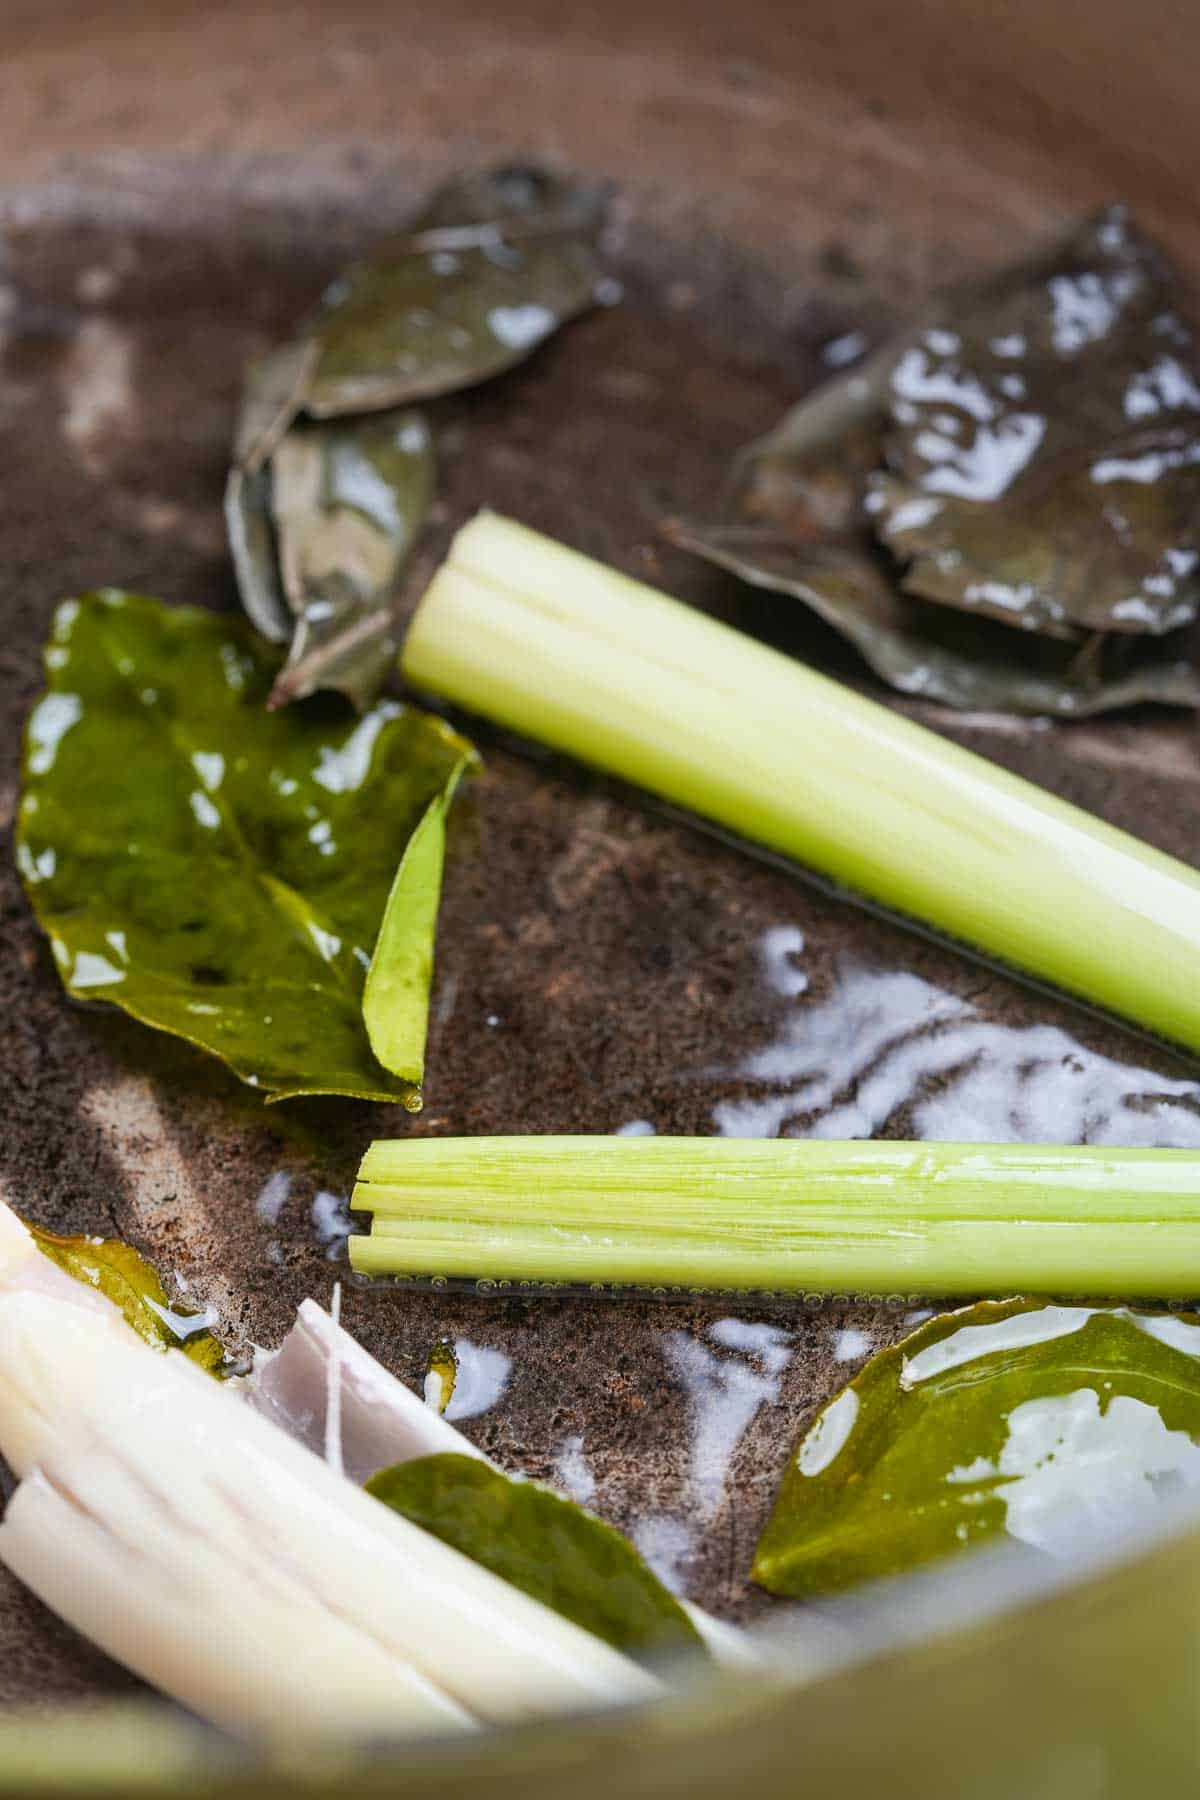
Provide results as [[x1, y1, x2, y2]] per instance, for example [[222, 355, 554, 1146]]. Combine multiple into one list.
[[351, 1137, 1200, 1297], [401, 512, 1200, 1053]]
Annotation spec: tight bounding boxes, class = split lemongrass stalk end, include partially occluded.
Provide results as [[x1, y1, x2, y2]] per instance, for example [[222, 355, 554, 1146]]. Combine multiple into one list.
[[401, 512, 1200, 1053], [254, 1297, 758, 1669], [249, 1295, 485, 1484], [350, 1136, 1200, 1298]]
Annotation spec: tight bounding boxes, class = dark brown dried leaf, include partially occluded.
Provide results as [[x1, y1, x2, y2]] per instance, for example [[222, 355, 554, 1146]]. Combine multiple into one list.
[[670, 516, 1200, 716], [304, 164, 609, 417], [224, 463, 290, 644], [875, 207, 1200, 637], [230, 408, 435, 711], [232, 338, 321, 473]]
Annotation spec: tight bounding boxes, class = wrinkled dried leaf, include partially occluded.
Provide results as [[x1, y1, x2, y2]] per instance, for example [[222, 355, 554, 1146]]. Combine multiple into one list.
[[671, 516, 1200, 716], [670, 246, 1200, 717], [266, 408, 435, 710], [226, 164, 610, 708], [754, 1298, 1200, 1599], [875, 208, 1200, 637], [17, 592, 477, 1103], [232, 337, 321, 474], [304, 163, 608, 417], [225, 463, 290, 644]]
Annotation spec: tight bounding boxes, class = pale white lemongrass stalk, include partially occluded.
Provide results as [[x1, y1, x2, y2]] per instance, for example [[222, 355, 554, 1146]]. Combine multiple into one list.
[[0, 1202, 115, 1316], [0, 1275, 660, 1731], [324, 1280, 344, 1479], [255, 1299, 759, 1670], [249, 1296, 484, 1482], [3, 1455, 470, 1743], [679, 1603, 765, 1669]]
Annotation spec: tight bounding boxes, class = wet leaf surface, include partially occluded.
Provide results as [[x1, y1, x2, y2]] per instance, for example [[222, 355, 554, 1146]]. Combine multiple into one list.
[[363, 754, 472, 1083], [305, 164, 608, 417], [670, 516, 1200, 716], [16, 592, 477, 1103], [225, 463, 290, 644], [874, 208, 1200, 637], [368, 1452, 703, 1660], [754, 1298, 1200, 1599], [670, 219, 1200, 715], [226, 164, 608, 708], [265, 408, 435, 710], [231, 337, 321, 474], [29, 1222, 227, 1374]]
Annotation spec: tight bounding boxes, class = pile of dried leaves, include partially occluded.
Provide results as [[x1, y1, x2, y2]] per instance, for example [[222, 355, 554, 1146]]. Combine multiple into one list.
[[670, 207, 1200, 715], [226, 163, 610, 711]]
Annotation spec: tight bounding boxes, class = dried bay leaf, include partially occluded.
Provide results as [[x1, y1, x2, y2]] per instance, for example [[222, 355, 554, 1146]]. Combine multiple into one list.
[[227, 408, 436, 712], [368, 1453, 703, 1661], [227, 164, 608, 709], [670, 245, 1200, 716], [232, 337, 321, 474], [305, 164, 609, 418], [16, 592, 478, 1103], [672, 208, 1200, 712], [754, 1298, 1200, 1599], [265, 409, 435, 710], [670, 515, 1200, 716], [875, 207, 1200, 637], [225, 462, 290, 644]]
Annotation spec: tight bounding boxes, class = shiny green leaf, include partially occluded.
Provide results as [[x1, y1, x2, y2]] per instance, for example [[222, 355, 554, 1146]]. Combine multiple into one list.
[[754, 1298, 1200, 1599], [16, 591, 477, 1103], [305, 163, 608, 417], [29, 1222, 227, 1375], [368, 1452, 703, 1660], [363, 753, 470, 1083]]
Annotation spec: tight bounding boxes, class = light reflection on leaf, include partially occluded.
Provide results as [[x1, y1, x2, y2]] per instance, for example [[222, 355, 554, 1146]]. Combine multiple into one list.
[[754, 1298, 1200, 1598], [17, 592, 478, 1102]]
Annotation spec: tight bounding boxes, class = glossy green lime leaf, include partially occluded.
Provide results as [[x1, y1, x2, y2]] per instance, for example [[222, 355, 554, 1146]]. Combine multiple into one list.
[[363, 753, 470, 1083], [29, 1222, 227, 1374], [754, 1298, 1200, 1600], [368, 1452, 703, 1661], [305, 163, 608, 417], [17, 592, 478, 1103]]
